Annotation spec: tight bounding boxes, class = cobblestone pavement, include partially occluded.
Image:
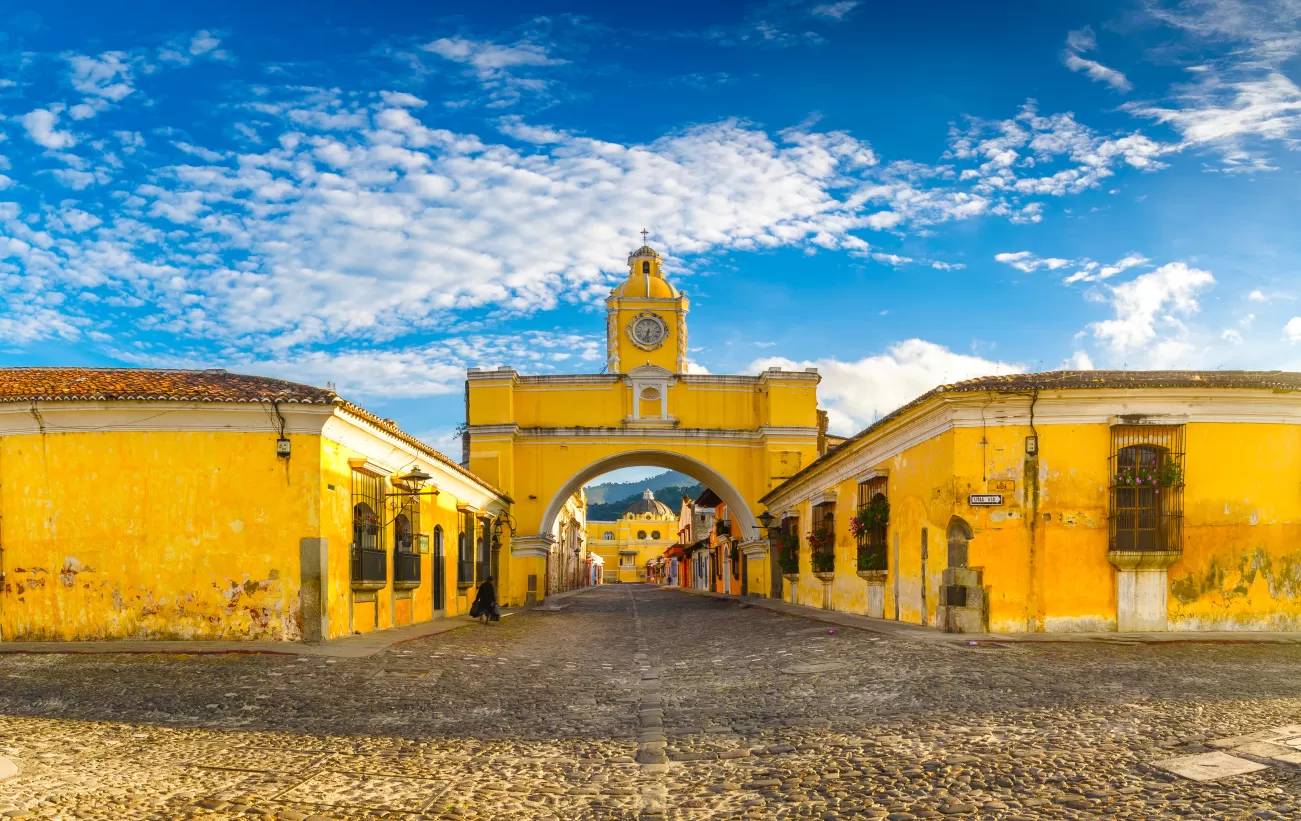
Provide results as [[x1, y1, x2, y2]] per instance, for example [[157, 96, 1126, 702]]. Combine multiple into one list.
[[2, 585, 1301, 820]]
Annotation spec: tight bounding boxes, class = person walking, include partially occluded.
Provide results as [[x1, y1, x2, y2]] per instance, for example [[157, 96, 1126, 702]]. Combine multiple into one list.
[[472, 575, 497, 625]]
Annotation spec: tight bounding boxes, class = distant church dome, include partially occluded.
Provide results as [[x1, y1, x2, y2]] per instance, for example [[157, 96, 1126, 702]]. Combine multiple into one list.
[[624, 489, 673, 518], [613, 243, 680, 299]]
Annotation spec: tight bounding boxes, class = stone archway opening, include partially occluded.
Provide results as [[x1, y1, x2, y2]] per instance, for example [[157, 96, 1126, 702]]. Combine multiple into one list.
[[537, 450, 759, 542]]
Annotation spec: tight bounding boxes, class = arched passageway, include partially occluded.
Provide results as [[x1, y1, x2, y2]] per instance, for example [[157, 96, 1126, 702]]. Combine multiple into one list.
[[536, 450, 758, 542]]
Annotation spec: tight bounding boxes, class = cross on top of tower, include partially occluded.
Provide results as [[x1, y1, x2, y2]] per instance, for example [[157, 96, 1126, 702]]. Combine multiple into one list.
[[640, 228, 649, 245]]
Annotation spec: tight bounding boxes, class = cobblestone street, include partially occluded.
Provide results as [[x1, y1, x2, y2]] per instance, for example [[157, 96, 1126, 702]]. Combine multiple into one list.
[[2, 585, 1301, 820]]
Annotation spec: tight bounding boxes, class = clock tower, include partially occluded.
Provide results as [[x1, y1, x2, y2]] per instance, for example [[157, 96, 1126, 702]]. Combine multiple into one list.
[[605, 242, 689, 374]]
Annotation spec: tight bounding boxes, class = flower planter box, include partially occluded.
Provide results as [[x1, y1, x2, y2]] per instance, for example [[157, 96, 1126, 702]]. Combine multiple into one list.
[[781, 572, 800, 583], [813, 571, 835, 582]]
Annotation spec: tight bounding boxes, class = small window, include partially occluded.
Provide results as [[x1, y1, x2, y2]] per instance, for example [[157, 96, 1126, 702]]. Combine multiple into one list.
[[603, 530, 615, 540], [351, 471, 385, 552], [1109, 426, 1185, 553], [651, 530, 661, 539], [641, 386, 661, 401], [394, 513, 413, 554], [637, 530, 648, 539], [642, 261, 650, 274]]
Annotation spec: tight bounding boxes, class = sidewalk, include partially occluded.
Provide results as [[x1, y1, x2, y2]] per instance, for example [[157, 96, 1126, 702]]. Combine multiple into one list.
[[0, 585, 600, 659], [669, 585, 1301, 646]]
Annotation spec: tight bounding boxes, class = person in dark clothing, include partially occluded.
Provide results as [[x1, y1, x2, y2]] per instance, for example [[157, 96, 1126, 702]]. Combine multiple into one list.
[[472, 575, 497, 625]]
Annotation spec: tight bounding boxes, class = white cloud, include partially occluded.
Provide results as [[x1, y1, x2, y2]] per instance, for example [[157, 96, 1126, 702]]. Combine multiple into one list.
[[497, 115, 569, 144], [68, 51, 136, 102], [947, 104, 1170, 201], [1060, 350, 1095, 369], [1066, 26, 1097, 53], [21, 108, 76, 149], [1249, 289, 1266, 301], [810, 2, 860, 20], [1130, 73, 1301, 165], [750, 339, 1023, 435], [1286, 317, 1301, 343], [994, 251, 1072, 273], [422, 36, 564, 105], [1089, 262, 1215, 356], [1222, 328, 1244, 343], [158, 30, 230, 65], [1134, 1, 1301, 169], [1063, 52, 1133, 93]]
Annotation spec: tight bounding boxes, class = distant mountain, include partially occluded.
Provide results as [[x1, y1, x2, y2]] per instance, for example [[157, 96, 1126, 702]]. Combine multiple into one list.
[[584, 470, 700, 505], [587, 483, 704, 522]]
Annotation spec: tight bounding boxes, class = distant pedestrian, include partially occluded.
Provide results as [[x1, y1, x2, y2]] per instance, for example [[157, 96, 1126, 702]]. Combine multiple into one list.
[[472, 575, 497, 625]]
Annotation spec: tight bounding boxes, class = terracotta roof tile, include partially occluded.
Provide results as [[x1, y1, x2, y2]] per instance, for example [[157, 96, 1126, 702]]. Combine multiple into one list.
[[0, 367, 335, 404], [763, 369, 1301, 504], [1, 367, 510, 503]]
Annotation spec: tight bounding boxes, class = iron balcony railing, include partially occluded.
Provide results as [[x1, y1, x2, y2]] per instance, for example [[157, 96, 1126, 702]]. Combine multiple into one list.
[[352, 547, 387, 584], [715, 520, 731, 536], [394, 551, 420, 585]]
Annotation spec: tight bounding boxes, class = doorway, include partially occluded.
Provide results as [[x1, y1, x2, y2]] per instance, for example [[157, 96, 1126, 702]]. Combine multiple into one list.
[[432, 526, 445, 616]]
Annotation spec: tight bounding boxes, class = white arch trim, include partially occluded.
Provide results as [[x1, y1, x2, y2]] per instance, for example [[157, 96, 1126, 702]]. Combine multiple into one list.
[[536, 449, 759, 545]]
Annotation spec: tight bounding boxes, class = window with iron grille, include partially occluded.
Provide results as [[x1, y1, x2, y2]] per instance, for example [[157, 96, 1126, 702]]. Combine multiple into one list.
[[351, 470, 386, 584], [1109, 425, 1185, 553], [457, 511, 475, 584], [476, 516, 492, 583], [856, 476, 889, 571], [393, 494, 421, 586]]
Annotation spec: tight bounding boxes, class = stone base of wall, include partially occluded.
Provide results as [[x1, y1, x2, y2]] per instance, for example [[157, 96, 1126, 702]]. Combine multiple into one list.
[[937, 566, 989, 633]]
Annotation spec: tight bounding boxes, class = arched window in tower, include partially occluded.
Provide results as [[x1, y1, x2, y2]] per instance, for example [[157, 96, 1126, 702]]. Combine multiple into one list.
[[642, 261, 650, 274], [603, 530, 615, 541]]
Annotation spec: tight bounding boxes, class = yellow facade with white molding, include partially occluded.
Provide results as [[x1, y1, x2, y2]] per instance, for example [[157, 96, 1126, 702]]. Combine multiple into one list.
[[587, 490, 679, 583], [0, 370, 509, 642], [467, 243, 822, 606], [762, 373, 1301, 633]]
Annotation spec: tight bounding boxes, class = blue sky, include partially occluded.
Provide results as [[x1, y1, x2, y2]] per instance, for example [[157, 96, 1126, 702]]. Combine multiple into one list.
[[3, 0, 1301, 454]]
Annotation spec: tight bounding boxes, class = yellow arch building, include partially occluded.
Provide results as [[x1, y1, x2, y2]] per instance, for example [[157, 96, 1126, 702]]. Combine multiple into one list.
[[466, 243, 822, 606]]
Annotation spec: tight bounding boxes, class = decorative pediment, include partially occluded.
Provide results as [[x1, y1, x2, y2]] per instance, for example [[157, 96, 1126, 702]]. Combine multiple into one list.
[[626, 364, 675, 381]]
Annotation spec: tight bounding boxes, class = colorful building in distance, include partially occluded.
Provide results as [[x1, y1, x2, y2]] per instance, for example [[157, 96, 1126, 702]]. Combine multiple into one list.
[[586, 490, 677, 583], [548, 488, 590, 596], [697, 488, 745, 596], [760, 371, 1301, 634], [0, 368, 510, 642]]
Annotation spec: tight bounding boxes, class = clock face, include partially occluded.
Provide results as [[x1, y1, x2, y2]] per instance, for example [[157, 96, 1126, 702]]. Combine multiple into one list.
[[632, 316, 666, 347]]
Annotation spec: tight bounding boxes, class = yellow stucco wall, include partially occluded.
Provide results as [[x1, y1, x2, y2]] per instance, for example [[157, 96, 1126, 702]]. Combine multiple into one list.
[[769, 404, 1301, 633], [1, 429, 318, 641], [587, 513, 676, 582]]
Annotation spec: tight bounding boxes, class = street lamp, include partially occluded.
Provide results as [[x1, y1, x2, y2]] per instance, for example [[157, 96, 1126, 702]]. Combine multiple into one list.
[[757, 510, 778, 538], [392, 466, 434, 496]]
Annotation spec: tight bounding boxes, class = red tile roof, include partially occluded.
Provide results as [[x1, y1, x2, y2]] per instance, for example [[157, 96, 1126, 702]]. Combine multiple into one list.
[[0, 367, 335, 404], [763, 369, 1301, 503], [0, 367, 509, 502]]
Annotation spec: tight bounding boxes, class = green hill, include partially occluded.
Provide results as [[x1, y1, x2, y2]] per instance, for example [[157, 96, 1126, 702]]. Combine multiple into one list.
[[586, 482, 704, 521]]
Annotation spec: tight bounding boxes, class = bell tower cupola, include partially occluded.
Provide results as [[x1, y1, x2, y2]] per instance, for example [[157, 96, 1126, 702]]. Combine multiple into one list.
[[605, 235, 689, 374]]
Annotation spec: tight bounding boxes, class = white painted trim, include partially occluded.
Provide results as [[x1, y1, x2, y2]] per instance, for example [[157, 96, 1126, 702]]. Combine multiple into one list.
[[0, 401, 334, 436], [811, 488, 839, 506], [321, 413, 505, 512], [1108, 414, 1189, 426], [764, 387, 1301, 511], [854, 467, 889, 483], [348, 456, 396, 477]]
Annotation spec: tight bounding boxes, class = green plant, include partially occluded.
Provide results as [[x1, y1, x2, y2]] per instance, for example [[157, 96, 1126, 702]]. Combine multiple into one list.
[[857, 545, 887, 571], [811, 550, 835, 573], [849, 497, 890, 538], [778, 549, 800, 574], [1116, 457, 1183, 488]]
